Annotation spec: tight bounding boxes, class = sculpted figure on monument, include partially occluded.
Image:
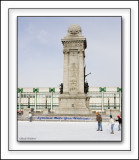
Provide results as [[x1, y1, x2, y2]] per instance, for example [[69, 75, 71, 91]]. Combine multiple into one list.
[[84, 66, 91, 94], [84, 82, 89, 94], [59, 83, 63, 94]]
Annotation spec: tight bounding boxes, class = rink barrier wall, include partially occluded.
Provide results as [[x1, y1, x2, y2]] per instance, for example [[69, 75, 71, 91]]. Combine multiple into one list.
[[18, 116, 117, 122]]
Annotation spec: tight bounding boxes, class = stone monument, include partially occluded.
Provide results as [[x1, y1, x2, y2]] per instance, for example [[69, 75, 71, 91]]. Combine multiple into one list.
[[55, 24, 91, 115]]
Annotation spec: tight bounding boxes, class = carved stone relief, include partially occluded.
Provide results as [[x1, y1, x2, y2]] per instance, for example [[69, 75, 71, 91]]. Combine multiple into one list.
[[69, 63, 78, 92]]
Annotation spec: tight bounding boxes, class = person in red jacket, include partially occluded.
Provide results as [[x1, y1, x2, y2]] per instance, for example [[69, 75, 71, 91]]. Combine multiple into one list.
[[116, 115, 122, 131]]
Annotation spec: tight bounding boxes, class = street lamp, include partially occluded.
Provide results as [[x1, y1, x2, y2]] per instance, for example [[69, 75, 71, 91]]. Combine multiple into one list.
[[114, 93, 116, 109], [46, 98, 47, 109], [108, 98, 110, 109], [27, 95, 30, 108]]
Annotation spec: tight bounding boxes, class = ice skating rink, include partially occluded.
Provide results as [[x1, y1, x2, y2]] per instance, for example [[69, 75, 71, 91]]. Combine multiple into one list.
[[18, 121, 121, 141]]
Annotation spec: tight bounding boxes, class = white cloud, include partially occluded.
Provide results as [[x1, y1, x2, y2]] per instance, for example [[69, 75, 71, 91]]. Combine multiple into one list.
[[37, 30, 48, 45]]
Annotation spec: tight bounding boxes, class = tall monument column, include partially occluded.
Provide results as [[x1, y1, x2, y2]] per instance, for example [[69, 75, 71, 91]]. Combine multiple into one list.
[[55, 24, 91, 115]]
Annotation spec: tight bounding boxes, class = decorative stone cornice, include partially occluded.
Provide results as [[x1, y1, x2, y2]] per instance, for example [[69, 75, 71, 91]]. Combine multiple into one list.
[[62, 40, 87, 49], [63, 49, 69, 54], [62, 39, 86, 44]]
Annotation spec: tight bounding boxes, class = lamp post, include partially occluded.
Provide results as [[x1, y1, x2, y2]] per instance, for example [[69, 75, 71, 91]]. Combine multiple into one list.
[[49, 88, 55, 112], [117, 87, 122, 112], [46, 98, 47, 109], [108, 98, 110, 109], [33, 88, 39, 112], [114, 93, 116, 109], [17, 88, 23, 111], [99, 87, 106, 112], [27, 95, 30, 108]]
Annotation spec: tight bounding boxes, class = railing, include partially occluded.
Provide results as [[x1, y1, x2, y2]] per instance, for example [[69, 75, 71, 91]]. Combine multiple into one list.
[[18, 103, 120, 111], [89, 103, 120, 110], [17, 103, 59, 111]]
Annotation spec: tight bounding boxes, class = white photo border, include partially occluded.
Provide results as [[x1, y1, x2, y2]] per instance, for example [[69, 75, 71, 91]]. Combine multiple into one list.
[[8, 8, 131, 151]]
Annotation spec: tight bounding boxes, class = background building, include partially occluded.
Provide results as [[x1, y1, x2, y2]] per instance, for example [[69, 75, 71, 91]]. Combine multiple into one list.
[[17, 87, 122, 113]]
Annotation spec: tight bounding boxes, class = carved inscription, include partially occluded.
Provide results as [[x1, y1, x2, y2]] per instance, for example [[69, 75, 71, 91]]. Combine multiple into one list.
[[70, 62, 78, 92], [70, 80, 77, 92]]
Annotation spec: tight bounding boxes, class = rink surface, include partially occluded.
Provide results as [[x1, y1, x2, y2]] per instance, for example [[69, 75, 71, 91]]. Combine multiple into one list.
[[18, 121, 121, 141]]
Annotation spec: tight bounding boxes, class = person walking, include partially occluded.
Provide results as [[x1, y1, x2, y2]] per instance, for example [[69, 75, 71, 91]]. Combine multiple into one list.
[[116, 115, 122, 131], [109, 115, 114, 134], [96, 112, 103, 131], [29, 112, 32, 122]]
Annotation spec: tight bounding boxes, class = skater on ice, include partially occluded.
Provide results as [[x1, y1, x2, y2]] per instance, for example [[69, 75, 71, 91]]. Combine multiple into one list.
[[109, 115, 115, 134], [29, 112, 32, 122], [96, 112, 103, 131], [116, 115, 122, 131]]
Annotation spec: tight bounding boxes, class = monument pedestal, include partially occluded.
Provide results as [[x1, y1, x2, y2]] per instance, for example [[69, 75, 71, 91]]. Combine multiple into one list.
[[55, 93, 91, 115], [42, 109, 49, 115]]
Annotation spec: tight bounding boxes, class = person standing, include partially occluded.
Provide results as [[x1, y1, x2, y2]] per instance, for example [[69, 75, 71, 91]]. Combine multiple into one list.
[[29, 112, 32, 122], [116, 115, 122, 131], [96, 112, 103, 131], [109, 115, 115, 134]]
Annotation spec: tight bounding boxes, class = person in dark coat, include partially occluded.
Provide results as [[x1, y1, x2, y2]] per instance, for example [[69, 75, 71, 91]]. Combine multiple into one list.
[[96, 112, 103, 131], [116, 115, 122, 131]]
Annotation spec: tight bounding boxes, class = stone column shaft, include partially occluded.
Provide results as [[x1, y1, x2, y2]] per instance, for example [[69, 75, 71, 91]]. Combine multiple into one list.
[[63, 52, 69, 93], [78, 50, 84, 93]]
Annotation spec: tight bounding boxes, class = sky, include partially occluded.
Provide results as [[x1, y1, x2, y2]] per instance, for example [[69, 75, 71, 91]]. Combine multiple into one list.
[[18, 17, 121, 88]]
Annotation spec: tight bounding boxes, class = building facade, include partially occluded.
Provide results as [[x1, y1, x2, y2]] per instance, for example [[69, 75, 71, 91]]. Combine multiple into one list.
[[17, 87, 122, 112]]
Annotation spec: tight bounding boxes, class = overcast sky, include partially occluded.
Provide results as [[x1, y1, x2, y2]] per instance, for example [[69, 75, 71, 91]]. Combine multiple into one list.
[[18, 17, 121, 88]]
